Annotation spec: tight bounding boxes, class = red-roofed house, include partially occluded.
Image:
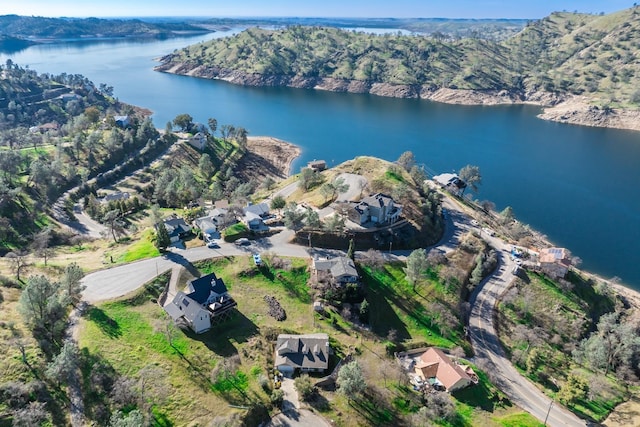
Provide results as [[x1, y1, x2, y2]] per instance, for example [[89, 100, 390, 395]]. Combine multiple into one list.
[[539, 247, 571, 279], [414, 347, 473, 392]]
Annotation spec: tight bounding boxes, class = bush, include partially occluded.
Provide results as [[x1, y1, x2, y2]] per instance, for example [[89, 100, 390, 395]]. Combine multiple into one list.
[[294, 374, 315, 401]]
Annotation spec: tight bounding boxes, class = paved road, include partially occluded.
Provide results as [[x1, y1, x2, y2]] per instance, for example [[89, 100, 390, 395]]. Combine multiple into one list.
[[463, 217, 586, 426], [82, 233, 312, 303]]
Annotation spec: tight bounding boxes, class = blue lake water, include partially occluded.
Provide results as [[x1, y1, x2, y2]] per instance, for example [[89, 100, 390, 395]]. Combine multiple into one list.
[[2, 31, 639, 288]]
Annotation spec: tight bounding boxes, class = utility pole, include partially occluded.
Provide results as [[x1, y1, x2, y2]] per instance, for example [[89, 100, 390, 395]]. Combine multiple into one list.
[[543, 400, 554, 426]]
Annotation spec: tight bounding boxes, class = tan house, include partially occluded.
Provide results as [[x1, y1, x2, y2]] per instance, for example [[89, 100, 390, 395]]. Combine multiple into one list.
[[539, 247, 571, 279], [414, 347, 473, 392], [188, 132, 208, 151]]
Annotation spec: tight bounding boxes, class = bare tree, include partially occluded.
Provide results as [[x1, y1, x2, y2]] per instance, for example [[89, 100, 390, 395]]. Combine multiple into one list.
[[6, 250, 29, 282], [31, 228, 54, 266]]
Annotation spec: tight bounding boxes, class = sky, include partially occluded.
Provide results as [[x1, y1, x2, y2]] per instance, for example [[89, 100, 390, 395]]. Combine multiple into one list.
[[0, 0, 633, 19]]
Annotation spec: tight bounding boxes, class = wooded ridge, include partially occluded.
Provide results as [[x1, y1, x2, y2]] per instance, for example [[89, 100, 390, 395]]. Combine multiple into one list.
[[156, 7, 640, 112]]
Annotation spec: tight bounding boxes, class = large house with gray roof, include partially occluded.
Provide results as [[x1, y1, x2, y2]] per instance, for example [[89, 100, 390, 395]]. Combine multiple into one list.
[[352, 193, 402, 226], [164, 272, 237, 334], [275, 333, 330, 375]]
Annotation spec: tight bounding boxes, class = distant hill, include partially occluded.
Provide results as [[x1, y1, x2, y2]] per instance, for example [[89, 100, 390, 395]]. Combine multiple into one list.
[[156, 7, 640, 130], [203, 16, 528, 41], [0, 15, 209, 39]]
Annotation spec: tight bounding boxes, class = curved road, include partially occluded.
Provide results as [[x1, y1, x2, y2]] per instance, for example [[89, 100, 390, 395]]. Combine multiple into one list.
[[81, 196, 585, 426], [463, 223, 586, 426]]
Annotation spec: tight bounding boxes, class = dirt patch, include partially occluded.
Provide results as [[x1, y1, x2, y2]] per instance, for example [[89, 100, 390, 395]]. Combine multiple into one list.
[[234, 136, 301, 182], [603, 395, 640, 427]]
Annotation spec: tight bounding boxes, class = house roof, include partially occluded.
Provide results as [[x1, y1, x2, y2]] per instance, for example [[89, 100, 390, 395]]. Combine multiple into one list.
[[539, 247, 570, 265], [330, 257, 358, 279], [102, 192, 130, 203], [416, 348, 471, 391], [188, 272, 229, 304], [195, 216, 217, 231], [314, 256, 358, 280], [433, 173, 458, 186], [361, 193, 394, 208], [166, 291, 208, 323], [275, 333, 330, 371], [163, 217, 191, 238], [244, 202, 270, 217]]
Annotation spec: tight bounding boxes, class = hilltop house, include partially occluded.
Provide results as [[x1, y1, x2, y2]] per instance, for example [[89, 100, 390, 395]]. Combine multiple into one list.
[[188, 132, 207, 151], [313, 256, 359, 285], [307, 159, 327, 171], [413, 347, 474, 392], [113, 115, 130, 128], [275, 333, 330, 375], [352, 193, 402, 226], [164, 272, 237, 334], [539, 247, 571, 279], [433, 173, 467, 195]]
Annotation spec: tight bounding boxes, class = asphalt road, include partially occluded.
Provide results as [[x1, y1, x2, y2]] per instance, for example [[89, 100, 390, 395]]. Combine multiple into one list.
[[466, 223, 586, 426]]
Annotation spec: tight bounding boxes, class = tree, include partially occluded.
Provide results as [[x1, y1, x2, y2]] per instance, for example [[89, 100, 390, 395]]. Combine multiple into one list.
[[404, 248, 428, 292], [458, 164, 482, 195], [320, 177, 349, 202], [410, 165, 427, 186], [294, 374, 314, 401], [558, 374, 589, 405], [298, 167, 322, 191], [207, 118, 217, 136], [362, 248, 385, 271], [61, 262, 85, 305], [270, 195, 286, 215], [18, 275, 67, 349], [500, 206, 515, 224], [198, 153, 215, 180], [103, 209, 125, 243], [12, 401, 50, 427], [6, 250, 29, 282], [31, 228, 54, 266], [337, 361, 366, 400], [323, 213, 345, 232], [283, 203, 306, 231], [45, 341, 79, 386], [573, 312, 640, 375], [172, 113, 193, 132], [270, 389, 284, 407], [109, 409, 145, 427], [155, 222, 171, 252], [305, 207, 321, 228], [397, 151, 416, 171]]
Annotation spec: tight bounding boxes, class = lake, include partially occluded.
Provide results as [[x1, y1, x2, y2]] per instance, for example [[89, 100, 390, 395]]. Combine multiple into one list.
[[2, 31, 639, 288]]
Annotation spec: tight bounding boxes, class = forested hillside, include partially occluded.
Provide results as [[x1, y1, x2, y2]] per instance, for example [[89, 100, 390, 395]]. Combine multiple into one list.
[[0, 61, 160, 253], [0, 15, 208, 39], [157, 6, 640, 109]]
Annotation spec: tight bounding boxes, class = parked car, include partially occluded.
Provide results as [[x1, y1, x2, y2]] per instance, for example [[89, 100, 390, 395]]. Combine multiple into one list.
[[235, 238, 251, 246], [206, 241, 219, 249], [470, 219, 479, 226], [253, 253, 262, 266]]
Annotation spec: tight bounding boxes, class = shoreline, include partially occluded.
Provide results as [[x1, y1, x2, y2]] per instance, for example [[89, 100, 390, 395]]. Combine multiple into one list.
[[234, 136, 301, 182], [154, 65, 640, 133]]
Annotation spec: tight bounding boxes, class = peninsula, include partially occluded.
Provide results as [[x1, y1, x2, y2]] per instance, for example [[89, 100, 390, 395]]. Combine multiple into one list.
[[155, 7, 640, 132]]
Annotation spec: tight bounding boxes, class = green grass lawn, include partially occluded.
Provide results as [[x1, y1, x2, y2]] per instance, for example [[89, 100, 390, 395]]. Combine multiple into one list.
[[118, 229, 159, 263], [361, 263, 458, 348], [78, 255, 547, 426]]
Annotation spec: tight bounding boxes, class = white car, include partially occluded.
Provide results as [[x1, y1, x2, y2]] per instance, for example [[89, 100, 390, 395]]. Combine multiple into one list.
[[482, 227, 495, 236], [470, 219, 479, 226]]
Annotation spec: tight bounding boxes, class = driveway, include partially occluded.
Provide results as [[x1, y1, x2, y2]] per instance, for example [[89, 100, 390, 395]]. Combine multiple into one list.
[[267, 378, 330, 427], [335, 173, 367, 202]]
